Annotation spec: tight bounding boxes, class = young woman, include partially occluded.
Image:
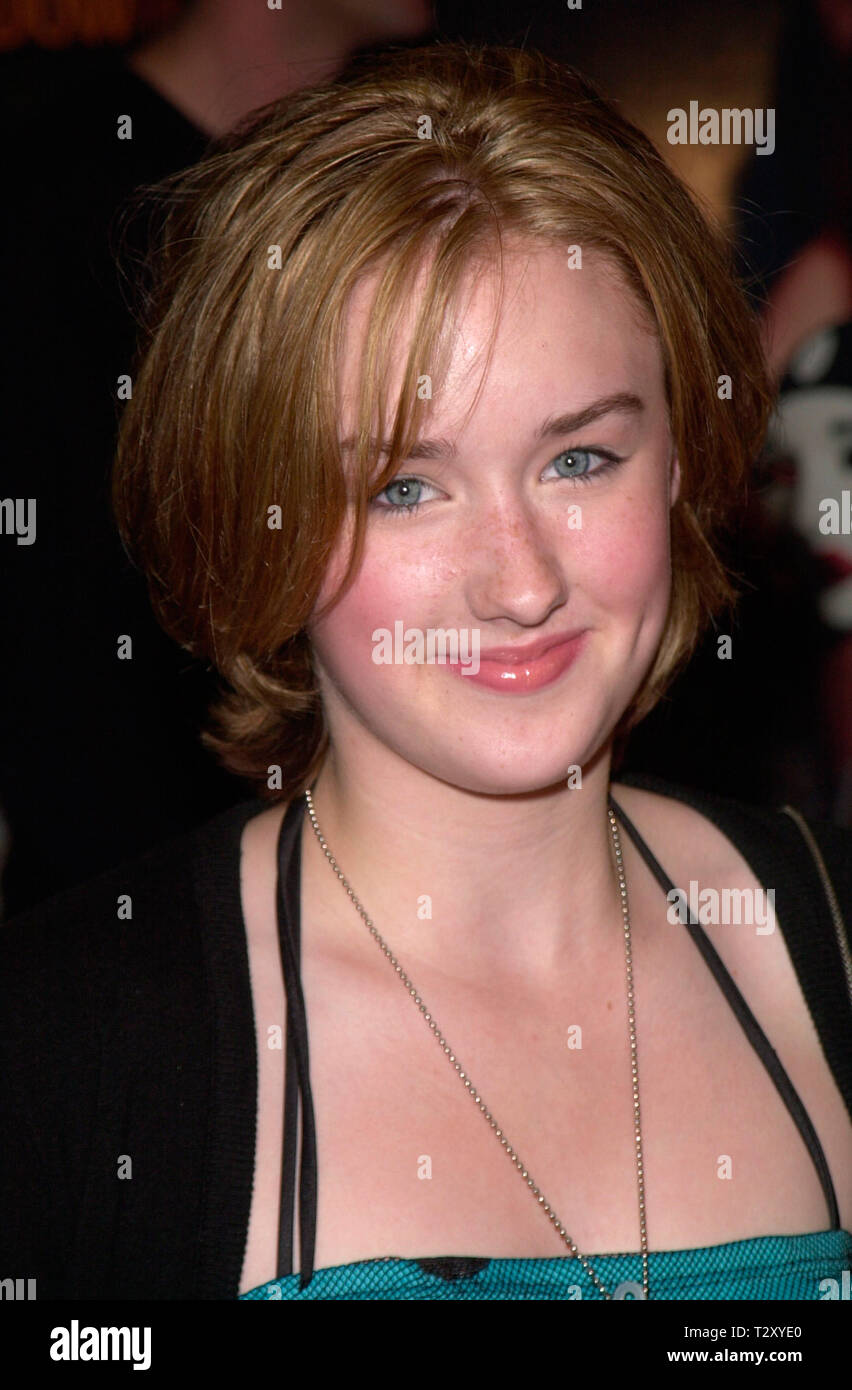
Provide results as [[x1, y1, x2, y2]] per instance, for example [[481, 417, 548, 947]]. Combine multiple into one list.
[[2, 42, 850, 1303]]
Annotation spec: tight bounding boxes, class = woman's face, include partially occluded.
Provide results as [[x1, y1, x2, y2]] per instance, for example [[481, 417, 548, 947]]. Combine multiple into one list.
[[307, 242, 680, 794]]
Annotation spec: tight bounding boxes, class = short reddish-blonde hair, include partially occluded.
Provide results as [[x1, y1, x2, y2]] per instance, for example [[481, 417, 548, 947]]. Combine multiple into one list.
[[113, 41, 774, 799]]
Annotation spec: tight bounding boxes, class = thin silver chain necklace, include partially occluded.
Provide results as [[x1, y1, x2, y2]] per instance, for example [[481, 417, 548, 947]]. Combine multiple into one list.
[[303, 787, 649, 1300]]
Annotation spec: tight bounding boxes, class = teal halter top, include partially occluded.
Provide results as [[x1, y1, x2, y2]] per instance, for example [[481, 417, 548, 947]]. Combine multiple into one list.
[[240, 792, 850, 1302], [240, 1230, 852, 1300]]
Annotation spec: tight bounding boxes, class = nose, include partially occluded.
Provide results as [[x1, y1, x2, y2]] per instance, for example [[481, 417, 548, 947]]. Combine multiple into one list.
[[463, 492, 569, 627]]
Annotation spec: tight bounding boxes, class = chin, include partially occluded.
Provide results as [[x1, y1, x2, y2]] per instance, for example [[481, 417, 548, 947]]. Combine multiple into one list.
[[378, 722, 614, 797]]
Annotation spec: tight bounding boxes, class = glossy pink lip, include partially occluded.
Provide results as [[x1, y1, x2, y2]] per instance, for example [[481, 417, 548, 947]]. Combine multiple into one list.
[[448, 630, 588, 692], [477, 629, 587, 663]]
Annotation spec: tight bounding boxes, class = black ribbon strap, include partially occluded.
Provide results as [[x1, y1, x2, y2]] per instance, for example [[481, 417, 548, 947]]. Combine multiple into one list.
[[274, 793, 318, 1287], [609, 794, 840, 1230]]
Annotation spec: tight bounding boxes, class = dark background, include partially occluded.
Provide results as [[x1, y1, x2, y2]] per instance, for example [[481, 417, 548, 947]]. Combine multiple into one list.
[[1, 0, 848, 917]]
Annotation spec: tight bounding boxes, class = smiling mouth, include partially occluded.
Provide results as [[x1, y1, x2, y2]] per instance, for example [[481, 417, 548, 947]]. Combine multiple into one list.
[[447, 630, 588, 692]]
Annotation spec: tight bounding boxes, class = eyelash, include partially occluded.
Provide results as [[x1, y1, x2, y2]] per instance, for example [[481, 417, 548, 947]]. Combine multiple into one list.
[[370, 447, 625, 518]]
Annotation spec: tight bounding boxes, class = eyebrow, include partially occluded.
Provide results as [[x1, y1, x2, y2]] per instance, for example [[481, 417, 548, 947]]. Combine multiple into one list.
[[339, 391, 645, 460]]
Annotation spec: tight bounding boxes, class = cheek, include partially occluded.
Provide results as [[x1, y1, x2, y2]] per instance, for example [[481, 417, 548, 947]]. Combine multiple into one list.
[[309, 529, 443, 687], [312, 518, 459, 637], [310, 571, 390, 683], [573, 489, 672, 617]]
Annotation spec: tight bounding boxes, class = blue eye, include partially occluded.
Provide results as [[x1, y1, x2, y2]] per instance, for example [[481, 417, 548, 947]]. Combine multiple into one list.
[[549, 447, 623, 483], [371, 476, 430, 515], [371, 447, 625, 518], [384, 478, 422, 506]]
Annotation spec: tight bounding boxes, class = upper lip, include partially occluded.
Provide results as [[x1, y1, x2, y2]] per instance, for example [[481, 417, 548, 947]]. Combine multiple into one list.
[[478, 629, 587, 663]]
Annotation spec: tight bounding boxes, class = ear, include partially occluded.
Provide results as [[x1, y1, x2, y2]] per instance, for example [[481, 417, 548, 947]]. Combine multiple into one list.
[[669, 447, 681, 507]]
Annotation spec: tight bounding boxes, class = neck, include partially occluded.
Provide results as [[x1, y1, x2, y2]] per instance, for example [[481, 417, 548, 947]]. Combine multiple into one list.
[[126, 0, 424, 137], [305, 738, 631, 991]]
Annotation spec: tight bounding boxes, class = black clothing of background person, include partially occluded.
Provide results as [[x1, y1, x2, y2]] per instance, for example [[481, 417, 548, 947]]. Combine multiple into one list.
[[0, 43, 244, 918]]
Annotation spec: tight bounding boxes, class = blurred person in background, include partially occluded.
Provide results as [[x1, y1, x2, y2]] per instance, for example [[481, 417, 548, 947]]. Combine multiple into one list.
[[733, 0, 852, 823], [0, 0, 436, 918]]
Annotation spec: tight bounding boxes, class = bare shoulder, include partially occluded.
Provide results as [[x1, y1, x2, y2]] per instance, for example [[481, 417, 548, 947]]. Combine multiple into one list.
[[609, 780, 748, 881], [611, 779, 852, 1229], [609, 778, 801, 1001]]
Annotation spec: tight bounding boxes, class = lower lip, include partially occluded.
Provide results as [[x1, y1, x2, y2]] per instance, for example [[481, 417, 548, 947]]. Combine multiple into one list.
[[447, 632, 588, 692]]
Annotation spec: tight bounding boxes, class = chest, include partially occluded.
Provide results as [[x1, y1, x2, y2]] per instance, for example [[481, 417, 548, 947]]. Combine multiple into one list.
[[239, 890, 851, 1294]]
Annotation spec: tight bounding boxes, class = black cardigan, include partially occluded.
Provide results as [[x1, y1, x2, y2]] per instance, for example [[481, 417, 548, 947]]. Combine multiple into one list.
[[1, 771, 850, 1300]]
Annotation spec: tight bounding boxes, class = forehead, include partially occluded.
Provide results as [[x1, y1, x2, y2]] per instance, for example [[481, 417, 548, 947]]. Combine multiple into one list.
[[337, 241, 663, 438]]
